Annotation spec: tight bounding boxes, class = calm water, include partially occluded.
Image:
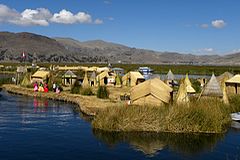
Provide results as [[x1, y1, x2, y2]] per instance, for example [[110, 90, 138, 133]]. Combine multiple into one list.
[[0, 91, 240, 160]]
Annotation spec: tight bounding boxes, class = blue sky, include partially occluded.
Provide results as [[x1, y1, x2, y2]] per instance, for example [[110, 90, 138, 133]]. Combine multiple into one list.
[[0, 0, 239, 55]]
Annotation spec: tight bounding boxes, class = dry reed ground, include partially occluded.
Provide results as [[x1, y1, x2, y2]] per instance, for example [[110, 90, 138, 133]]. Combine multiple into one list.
[[3, 84, 129, 115]]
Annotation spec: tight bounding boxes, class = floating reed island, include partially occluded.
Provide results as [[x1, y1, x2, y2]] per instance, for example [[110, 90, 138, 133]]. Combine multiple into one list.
[[2, 84, 120, 116], [2, 64, 240, 133]]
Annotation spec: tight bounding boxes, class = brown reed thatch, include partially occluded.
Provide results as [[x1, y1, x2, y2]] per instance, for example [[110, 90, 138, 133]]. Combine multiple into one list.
[[176, 80, 189, 105], [225, 74, 240, 94], [184, 74, 196, 93], [21, 73, 31, 87], [82, 71, 89, 88], [201, 73, 223, 97], [217, 72, 233, 84], [166, 69, 174, 80], [122, 71, 145, 87], [130, 78, 173, 105]]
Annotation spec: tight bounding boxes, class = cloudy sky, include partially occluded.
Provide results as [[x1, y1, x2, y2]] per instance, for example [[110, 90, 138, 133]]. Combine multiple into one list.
[[0, 0, 239, 55]]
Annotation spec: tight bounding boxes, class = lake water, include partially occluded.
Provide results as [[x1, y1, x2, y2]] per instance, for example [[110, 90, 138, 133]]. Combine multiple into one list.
[[0, 91, 240, 160]]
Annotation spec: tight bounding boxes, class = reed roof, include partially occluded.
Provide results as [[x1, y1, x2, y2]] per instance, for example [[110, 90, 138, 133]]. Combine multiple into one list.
[[202, 74, 223, 97], [225, 74, 240, 84], [130, 78, 173, 104]]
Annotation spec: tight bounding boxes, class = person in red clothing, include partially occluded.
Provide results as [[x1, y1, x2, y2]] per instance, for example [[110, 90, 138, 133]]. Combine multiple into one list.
[[44, 83, 49, 92]]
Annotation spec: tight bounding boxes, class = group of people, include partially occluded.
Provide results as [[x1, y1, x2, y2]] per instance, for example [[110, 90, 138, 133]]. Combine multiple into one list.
[[33, 81, 61, 94], [33, 82, 49, 92]]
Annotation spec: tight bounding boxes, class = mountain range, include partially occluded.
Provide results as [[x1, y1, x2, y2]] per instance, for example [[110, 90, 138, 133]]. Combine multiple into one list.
[[0, 31, 239, 65]]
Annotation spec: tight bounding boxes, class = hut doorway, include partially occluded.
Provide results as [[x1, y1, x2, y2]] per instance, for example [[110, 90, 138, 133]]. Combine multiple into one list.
[[235, 83, 238, 94], [104, 77, 108, 85]]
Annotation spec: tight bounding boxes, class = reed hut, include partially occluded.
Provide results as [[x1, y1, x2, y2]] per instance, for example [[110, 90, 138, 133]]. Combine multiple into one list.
[[62, 70, 77, 86], [176, 80, 189, 104], [20, 72, 31, 87], [130, 78, 173, 106], [89, 71, 97, 86], [96, 71, 109, 86], [201, 74, 223, 97], [165, 69, 175, 87], [122, 71, 145, 87], [184, 74, 196, 93], [217, 72, 233, 84], [16, 66, 28, 85], [82, 72, 90, 88], [31, 70, 50, 83], [225, 74, 240, 94]]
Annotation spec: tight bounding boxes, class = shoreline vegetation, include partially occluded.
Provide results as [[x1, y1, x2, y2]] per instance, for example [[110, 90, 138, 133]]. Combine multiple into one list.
[[92, 97, 240, 133], [2, 84, 240, 133]]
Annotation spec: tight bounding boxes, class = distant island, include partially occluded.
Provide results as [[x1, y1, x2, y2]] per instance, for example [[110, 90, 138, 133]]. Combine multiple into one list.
[[0, 31, 240, 65]]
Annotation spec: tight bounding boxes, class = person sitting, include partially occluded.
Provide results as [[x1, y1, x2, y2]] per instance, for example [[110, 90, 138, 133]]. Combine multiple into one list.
[[38, 82, 44, 92], [44, 83, 49, 93], [33, 82, 38, 92]]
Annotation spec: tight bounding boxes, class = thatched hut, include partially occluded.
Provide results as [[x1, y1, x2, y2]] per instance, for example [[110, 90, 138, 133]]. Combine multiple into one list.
[[165, 69, 175, 87], [201, 74, 223, 97], [62, 70, 77, 86], [82, 72, 90, 88], [176, 80, 189, 105], [130, 78, 173, 106], [89, 71, 97, 86], [225, 74, 240, 94], [122, 71, 145, 87], [184, 74, 196, 94], [217, 72, 233, 84], [31, 70, 50, 83], [96, 71, 109, 86]]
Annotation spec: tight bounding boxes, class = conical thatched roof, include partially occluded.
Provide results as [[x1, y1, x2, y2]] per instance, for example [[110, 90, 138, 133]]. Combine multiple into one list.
[[176, 80, 189, 104], [166, 69, 174, 80], [131, 78, 173, 104], [202, 74, 223, 97], [184, 74, 196, 93], [217, 72, 233, 84], [62, 70, 77, 78], [225, 74, 240, 84], [21, 73, 31, 87], [115, 74, 122, 87], [82, 72, 89, 88]]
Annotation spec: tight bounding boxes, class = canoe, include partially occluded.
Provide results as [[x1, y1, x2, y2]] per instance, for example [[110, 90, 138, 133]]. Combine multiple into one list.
[[231, 112, 240, 121]]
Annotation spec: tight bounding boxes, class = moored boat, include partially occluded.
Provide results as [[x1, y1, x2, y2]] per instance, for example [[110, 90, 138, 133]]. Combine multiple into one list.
[[231, 112, 240, 122]]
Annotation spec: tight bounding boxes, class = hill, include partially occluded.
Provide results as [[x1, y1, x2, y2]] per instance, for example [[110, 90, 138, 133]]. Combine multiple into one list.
[[0, 31, 239, 65]]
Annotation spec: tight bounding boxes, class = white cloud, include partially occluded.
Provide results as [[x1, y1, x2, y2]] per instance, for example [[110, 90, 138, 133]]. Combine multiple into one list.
[[107, 17, 114, 21], [0, 4, 102, 26], [94, 18, 103, 24], [202, 48, 214, 52], [211, 20, 226, 29], [104, 1, 111, 4], [200, 24, 209, 28], [232, 49, 240, 53]]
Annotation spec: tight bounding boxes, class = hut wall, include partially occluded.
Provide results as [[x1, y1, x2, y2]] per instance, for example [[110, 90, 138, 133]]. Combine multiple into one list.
[[226, 83, 240, 94], [132, 95, 164, 106], [62, 78, 76, 86]]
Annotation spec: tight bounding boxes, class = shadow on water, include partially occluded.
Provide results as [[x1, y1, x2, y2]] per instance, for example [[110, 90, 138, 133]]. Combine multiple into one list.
[[93, 129, 224, 157]]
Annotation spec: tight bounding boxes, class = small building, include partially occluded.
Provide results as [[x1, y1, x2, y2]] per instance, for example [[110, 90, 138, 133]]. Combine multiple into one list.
[[122, 71, 145, 87], [225, 74, 240, 94], [89, 71, 97, 86], [130, 78, 173, 106], [201, 73, 223, 97], [31, 70, 50, 83], [62, 70, 77, 86], [96, 71, 109, 86], [138, 67, 153, 80], [165, 69, 176, 87], [217, 72, 233, 85]]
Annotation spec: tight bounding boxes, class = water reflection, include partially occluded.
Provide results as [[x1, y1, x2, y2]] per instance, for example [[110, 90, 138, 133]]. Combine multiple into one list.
[[93, 130, 224, 157]]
